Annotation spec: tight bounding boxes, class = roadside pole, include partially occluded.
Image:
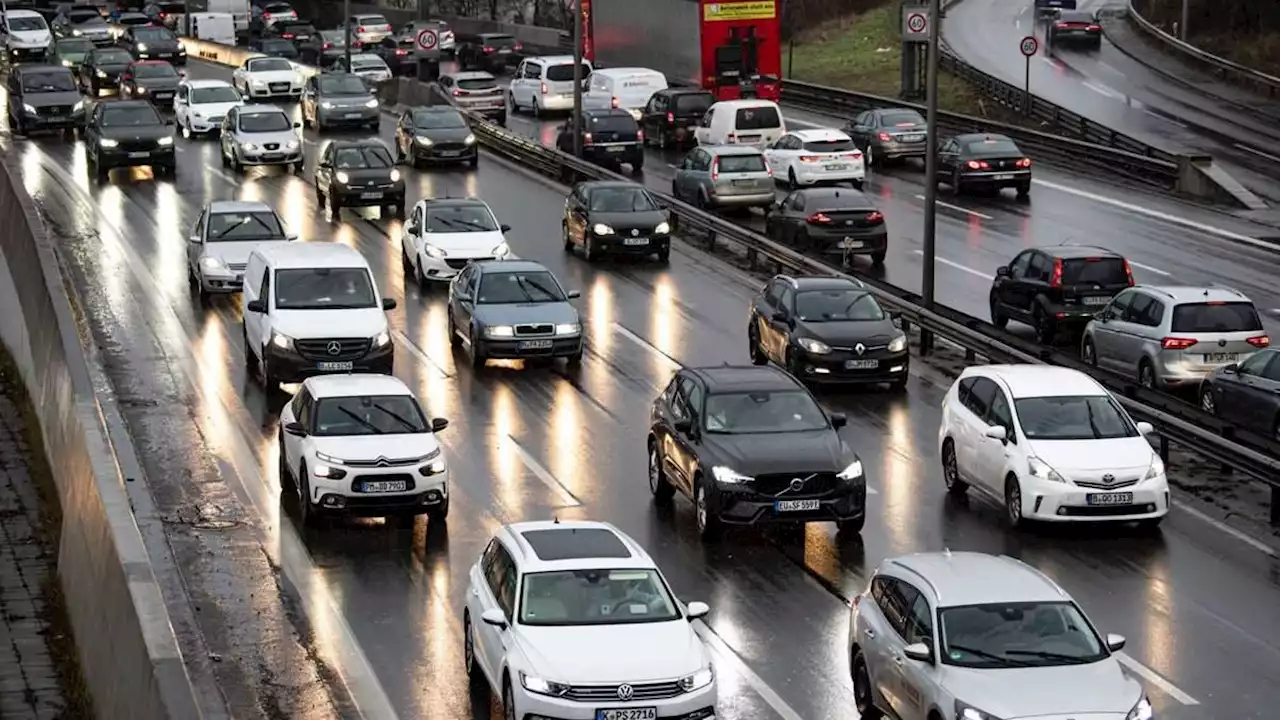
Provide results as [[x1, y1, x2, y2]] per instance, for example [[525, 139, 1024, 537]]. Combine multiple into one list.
[[920, 0, 940, 353], [1020, 35, 1038, 115], [343, 0, 351, 68], [571, 0, 583, 156]]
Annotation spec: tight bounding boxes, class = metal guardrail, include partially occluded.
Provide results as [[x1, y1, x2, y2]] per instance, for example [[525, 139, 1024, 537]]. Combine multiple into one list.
[[1128, 0, 1280, 99]]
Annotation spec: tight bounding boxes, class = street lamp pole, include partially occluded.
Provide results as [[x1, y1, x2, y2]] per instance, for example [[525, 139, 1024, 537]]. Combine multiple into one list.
[[920, 0, 941, 352], [571, 0, 584, 156], [343, 0, 352, 68]]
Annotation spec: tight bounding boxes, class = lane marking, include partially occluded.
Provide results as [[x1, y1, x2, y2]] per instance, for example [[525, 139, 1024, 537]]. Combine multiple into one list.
[[914, 194, 993, 220], [391, 328, 450, 378], [1083, 81, 1117, 98], [612, 322, 683, 372], [692, 619, 808, 720], [1128, 261, 1171, 277], [1233, 143, 1280, 163], [1143, 109, 1188, 129], [1114, 652, 1200, 705], [1173, 500, 1277, 558], [912, 249, 989, 279], [505, 435, 582, 507]]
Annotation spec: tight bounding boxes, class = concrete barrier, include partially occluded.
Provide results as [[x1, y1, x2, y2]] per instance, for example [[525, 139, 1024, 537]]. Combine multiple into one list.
[[0, 154, 202, 715]]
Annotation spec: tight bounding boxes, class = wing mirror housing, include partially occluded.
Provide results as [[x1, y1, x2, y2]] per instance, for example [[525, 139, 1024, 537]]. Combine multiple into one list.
[[187, 234, 201, 244], [983, 425, 1008, 442], [1106, 633, 1126, 652], [481, 608, 508, 628], [246, 299, 266, 313], [903, 642, 933, 663], [566, 289, 581, 299], [1222, 362, 1238, 374], [381, 297, 397, 310], [1135, 421, 1154, 436], [283, 421, 307, 437], [430, 417, 449, 433], [995, 265, 1010, 277], [293, 121, 302, 128], [686, 601, 709, 621], [673, 418, 692, 434], [500, 223, 511, 233], [406, 222, 420, 234], [829, 412, 848, 429], [771, 309, 788, 323]]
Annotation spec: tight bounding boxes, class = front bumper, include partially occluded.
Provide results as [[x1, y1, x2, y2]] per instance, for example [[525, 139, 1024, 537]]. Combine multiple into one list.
[[412, 142, 478, 163], [791, 347, 909, 384], [99, 146, 176, 169], [127, 87, 177, 104], [418, 253, 496, 282], [186, 114, 226, 132], [21, 108, 86, 130], [958, 168, 1031, 188], [515, 684, 716, 720], [135, 49, 186, 64], [332, 184, 405, 208], [238, 146, 303, 166], [265, 340, 394, 383], [317, 106, 379, 126], [247, 82, 302, 99], [307, 467, 448, 517], [708, 191, 776, 209], [587, 232, 670, 256], [477, 335, 583, 360], [197, 267, 244, 293], [7, 46, 49, 61], [712, 482, 867, 525], [1021, 477, 1169, 522]]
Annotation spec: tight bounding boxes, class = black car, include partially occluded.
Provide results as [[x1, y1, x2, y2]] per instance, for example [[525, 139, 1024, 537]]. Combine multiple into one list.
[[83, 99, 176, 181], [268, 20, 315, 44], [556, 108, 644, 172], [393, 106, 477, 168], [370, 36, 416, 75], [640, 87, 714, 150], [936, 133, 1032, 197], [248, 37, 298, 59], [5, 65, 85, 135], [647, 364, 868, 540], [765, 187, 887, 266], [748, 275, 909, 389], [1049, 10, 1102, 48], [118, 59, 180, 104], [118, 25, 185, 64], [990, 245, 1133, 343], [843, 107, 927, 166], [141, 1, 184, 30], [78, 46, 133, 95], [455, 32, 520, 73], [315, 140, 406, 217], [298, 29, 357, 66], [1200, 348, 1280, 439], [562, 181, 670, 263]]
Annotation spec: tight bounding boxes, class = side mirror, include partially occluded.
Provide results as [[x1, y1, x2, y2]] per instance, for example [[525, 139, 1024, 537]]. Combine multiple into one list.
[[406, 222, 420, 234], [686, 601, 709, 621], [995, 266, 1010, 277], [566, 289, 581, 299], [1222, 363, 1238, 374], [293, 121, 302, 128], [771, 309, 788, 323], [283, 421, 307, 437], [903, 642, 932, 663], [499, 223, 511, 233], [246, 299, 266, 313], [1105, 633, 1126, 652], [381, 297, 397, 310], [318, 160, 331, 169], [1135, 421, 1154, 435], [430, 417, 449, 433], [480, 608, 508, 629], [188, 234, 201, 244], [672, 417, 692, 434], [286, 234, 299, 242], [454, 291, 471, 303], [829, 412, 847, 429], [983, 425, 1008, 442]]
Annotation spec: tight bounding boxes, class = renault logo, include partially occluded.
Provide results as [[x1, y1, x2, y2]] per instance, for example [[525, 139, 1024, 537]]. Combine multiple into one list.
[[1102, 473, 1115, 484], [855, 343, 866, 355], [326, 341, 342, 355], [616, 684, 634, 701]]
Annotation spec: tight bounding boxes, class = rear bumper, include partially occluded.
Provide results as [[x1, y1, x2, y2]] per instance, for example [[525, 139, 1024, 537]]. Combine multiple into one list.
[[709, 191, 775, 209], [583, 145, 642, 164], [810, 227, 888, 255], [873, 139, 927, 159], [958, 169, 1031, 188]]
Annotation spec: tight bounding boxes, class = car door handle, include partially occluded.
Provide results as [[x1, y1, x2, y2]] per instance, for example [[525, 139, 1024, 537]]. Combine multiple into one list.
[[893, 654, 905, 666], [471, 587, 479, 596], [863, 628, 876, 639]]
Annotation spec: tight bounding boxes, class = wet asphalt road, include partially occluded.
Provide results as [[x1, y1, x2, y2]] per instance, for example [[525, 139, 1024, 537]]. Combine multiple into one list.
[[5, 57, 1280, 718]]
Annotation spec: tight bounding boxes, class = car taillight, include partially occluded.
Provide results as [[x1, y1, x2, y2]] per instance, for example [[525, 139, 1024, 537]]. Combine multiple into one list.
[[282, 32, 293, 38], [711, 158, 719, 181], [1122, 259, 1134, 286], [1049, 257, 1063, 288], [1247, 336, 1271, 348], [666, 111, 674, 124], [866, 210, 884, 223], [451, 88, 461, 96], [611, 96, 619, 108], [323, 42, 332, 49], [540, 82, 548, 94], [807, 212, 832, 224], [877, 131, 891, 141], [263, 12, 271, 19], [1161, 337, 1199, 350], [1016, 158, 1032, 168], [635, 128, 645, 143], [513, 42, 523, 51], [357, 25, 365, 32], [799, 155, 821, 163], [1088, 24, 1101, 30], [844, 151, 863, 160], [726, 132, 736, 143], [482, 45, 494, 53], [583, 132, 593, 145], [159, 11, 167, 17], [1055, 21, 1067, 28], [966, 159, 989, 170], [395, 48, 407, 55]]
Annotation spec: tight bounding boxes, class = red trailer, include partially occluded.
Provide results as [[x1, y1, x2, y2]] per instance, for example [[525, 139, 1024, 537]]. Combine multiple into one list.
[[588, 0, 782, 101]]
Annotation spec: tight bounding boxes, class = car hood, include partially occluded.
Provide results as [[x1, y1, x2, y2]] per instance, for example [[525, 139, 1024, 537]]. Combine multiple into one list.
[[422, 230, 505, 257], [272, 308, 387, 340], [321, 94, 375, 108], [232, 128, 298, 145], [705, 429, 847, 475], [353, 67, 390, 77], [1025, 436, 1153, 474], [245, 69, 298, 83], [24, 90, 83, 107], [589, 210, 667, 233], [73, 23, 112, 35], [135, 77, 179, 90], [202, 239, 289, 266], [472, 302, 578, 326], [135, 38, 180, 50], [516, 621, 706, 683], [311, 433, 439, 464], [797, 318, 899, 347], [940, 658, 1140, 719], [8, 30, 51, 47], [190, 100, 240, 117], [96, 62, 130, 72], [417, 126, 473, 143], [99, 124, 171, 141]]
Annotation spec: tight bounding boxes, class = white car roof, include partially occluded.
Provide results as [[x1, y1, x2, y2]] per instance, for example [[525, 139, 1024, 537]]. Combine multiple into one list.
[[206, 200, 275, 213], [1136, 284, 1252, 305], [303, 373, 411, 399], [237, 103, 289, 116], [183, 78, 235, 89], [592, 67, 662, 77], [254, 241, 367, 270], [884, 552, 1069, 608], [713, 98, 780, 110], [791, 128, 850, 142], [528, 55, 584, 66], [961, 364, 1106, 400], [6, 9, 45, 18], [498, 520, 658, 574]]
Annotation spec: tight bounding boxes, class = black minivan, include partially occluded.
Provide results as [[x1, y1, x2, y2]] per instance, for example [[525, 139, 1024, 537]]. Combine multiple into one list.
[[641, 87, 714, 150]]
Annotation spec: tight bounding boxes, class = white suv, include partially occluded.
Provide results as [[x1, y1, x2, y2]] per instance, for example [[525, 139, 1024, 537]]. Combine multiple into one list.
[[400, 197, 511, 288], [937, 364, 1168, 529], [278, 374, 450, 526], [465, 520, 717, 720]]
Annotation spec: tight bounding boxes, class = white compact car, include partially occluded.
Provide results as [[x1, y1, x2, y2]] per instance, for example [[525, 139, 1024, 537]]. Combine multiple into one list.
[[465, 520, 717, 720], [937, 365, 1168, 529], [2, 9, 53, 62], [174, 78, 241, 138], [765, 128, 866, 189], [401, 197, 511, 287], [186, 200, 293, 297], [278, 374, 450, 526], [232, 55, 302, 100], [219, 104, 304, 172]]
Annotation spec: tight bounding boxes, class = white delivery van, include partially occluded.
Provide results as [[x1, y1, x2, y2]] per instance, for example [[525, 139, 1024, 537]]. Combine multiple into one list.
[[2, 9, 53, 62], [509, 55, 593, 115], [693, 99, 786, 148], [585, 67, 667, 121], [205, 0, 249, 38], [188, 12, 235, 45]]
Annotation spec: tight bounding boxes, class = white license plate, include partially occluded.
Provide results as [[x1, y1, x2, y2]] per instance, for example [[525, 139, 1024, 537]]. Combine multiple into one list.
[[1082, 296, 1110, 306], [824, 163, 847, 171], [127, 151, 149, 158], [344, 112, 362, 118], [606, 145, 624, 152], [316, 361, 354, 371], [839, 238, 864, 249], [1086, 492, 1133, 506], [623, 237, 649, 246], [438, 150, 460, 156], [902, 133, 925, 142], [992, 173, 1015, 180], [360, 192, 383, 199], [845, 359, 879, 369], [732, 179, 754, 187], [1203, 352, 1238, 363], [519, 339, 554, 350], [596, 710, 656, 720], [45, 115, 66, 121], [361, 480, 407, 493], [775, 499, 820, 512]]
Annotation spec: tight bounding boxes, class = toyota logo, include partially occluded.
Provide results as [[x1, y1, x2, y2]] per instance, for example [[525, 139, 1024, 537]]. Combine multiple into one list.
[[616, 684, 634, 701], [326, 341, 342, 356], [855, 343, 866, 355], [1101, 473, 1115, 484], [789, 477, 805, 492], [1218, 339, 1227, 347]]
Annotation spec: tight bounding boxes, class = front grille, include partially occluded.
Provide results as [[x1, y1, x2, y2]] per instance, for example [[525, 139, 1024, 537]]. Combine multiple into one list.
[[444, 256, 492, 270], [514, 323, 554, 336], [117, 139, 159, 152], [38, 105, 73, 117], [1073, 476, 1140, 490], [432, 142, 468, 152], [264, 142, 280, 151], [1060, 504, 1153, 517], [294, 337, 372, 361], [226, 263, 247, 273], [753, 472, 839, 497], [562, 680, 684, 702], [345, 455, 427, 468], [829, 343, 889, 353], [268, 82, 289, 91], [349, 473, 416, 493]]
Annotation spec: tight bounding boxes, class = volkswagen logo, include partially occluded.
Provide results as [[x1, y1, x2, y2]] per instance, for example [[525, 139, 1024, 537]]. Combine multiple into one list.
[[616, 684, 634, 701], [326, 341, 342, 356], [631, 229, 639, 237], [1218, 339, 1227, 347], [789, 477, 805, 492], [855, 343, 866, 355], [1101, 473, 1115, 484]]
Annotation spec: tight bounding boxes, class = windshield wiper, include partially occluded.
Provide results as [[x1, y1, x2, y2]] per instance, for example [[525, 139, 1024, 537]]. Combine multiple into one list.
[[371, 403, 420, 432], [212, 214, 281, 240], [513, 276, 538, 303], [1085, 401, 1102, 439], [337, 407, 384, 434], [519, 277, 561, 301], [945, 644, 1034, 667], [1004, 649, 1093, 663]]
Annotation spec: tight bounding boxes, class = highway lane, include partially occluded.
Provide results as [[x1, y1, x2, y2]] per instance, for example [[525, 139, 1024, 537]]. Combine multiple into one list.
[[9, 58, 1280, 718]]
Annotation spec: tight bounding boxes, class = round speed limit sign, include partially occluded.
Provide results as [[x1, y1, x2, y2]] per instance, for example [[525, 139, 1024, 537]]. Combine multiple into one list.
[[417, 28, 439, 52], [1019, 35, 1039, 57], [906, 11, 928, 34]]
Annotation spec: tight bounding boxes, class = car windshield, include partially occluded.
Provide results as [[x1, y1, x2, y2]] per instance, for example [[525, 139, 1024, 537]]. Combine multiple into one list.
[[119, 14, 150, 24], [456, 77, 496, 91], [704, 390, 829, 433], [132, 63, 177, 79], [802, 138, 856, 152], [880, 110, 924, 127], [477, 271, 565, 304], [206, 211, 284, 241], [674, 92, 713, 114], [133, 27, 173, 41], [100, 104, 162, 127], [312, 395, 427, 436], [274, 268, 376, 310], [333, 146, 393, 169], [717, 153, 767, 173], [425, 204, 497, 233], [1015, 395, 1136, 440], [191, 86, 240, 104], [351, 56, 387, 69], [1061, 257, 1127, 285], [1171, 301, 1262, 333], [412, 109, 466, 129], [520, 569, 680, 626], [940, 601, 1108, 669], [56, 38, 93, 53], [95, 49, 132, 64], [68, 11, 102, 23], [544, 62, 589, 81], [8, 17, 47, 30], [21, 71, 76, 92], [589, 187, 658, 212], [318, 75, 368, 95], [248, 57, 291, 72], [964, 138, 1021, 155], [795, 289, 884, 322], [238, 111, 291, 132]]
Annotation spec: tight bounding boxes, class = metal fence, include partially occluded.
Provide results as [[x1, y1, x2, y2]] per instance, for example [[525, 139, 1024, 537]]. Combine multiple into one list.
[[1128, 0, 1280, 99]]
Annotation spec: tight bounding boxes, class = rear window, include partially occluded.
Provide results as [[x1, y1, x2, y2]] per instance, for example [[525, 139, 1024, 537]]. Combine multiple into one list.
[[587, 114, 637, 133], [674, 93, 713, 114], [1060, 257, 1127, 285], [456, 77, 496, 90], [1058, 11, 1093, 22], [803, 139, 855, 152], [67, 10, 101, 22], [264, 2, 293, 11], [356, 14, 388, 25], [735, 105, 781, 130], [964, 138, 1021, 155], [485, 34, 516, 47], [880, 110, 924, 126], [1171, 302, 1262, 333], [157, 2, 184, 12], [716, 153, 767, 173], [545, 63, 589, 82]]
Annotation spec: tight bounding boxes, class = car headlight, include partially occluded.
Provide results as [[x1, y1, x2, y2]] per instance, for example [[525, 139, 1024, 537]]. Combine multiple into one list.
[[491, 242, 510, 258], [136, 43, 148, 52], [654, 221, 670, 235], [679, 666, 714, 692], [955, 701, 1003, 720], [22, 103, 37, 115], [315, 451, 343, 465], [415, 135, 433, 145], [837, 460, 864, 481], [1027, 456, 1066, 483], [520, 672, 569, 698], [364, 98, 378, 108], [241, 142, 259, 151], [199, 256, 227, 272], [484, 325, 515, 339], [555, 323, 581, 336], [311, 464, 346, 480], [389, 169, 401, 182], [1126, 696, 1153, 720], [72, 100, 84, 112], [1143, 454, 1165, 482], [179, 43, 187, 53], [285, 140, 299, 150], [137, 86, 149, 94], [321, 101, 334, 109], [62, 59, 72, 66], [592, 223, 614, 236], [712, 466, 752, 484], [888, 333, 907, 353], [251, 79, 266, 87], [96, 69, 107, 78], [373, 331, 391, 347], [335, 171, 350, 184], [423, 243, 446, 259], [418, 454, 447, 476], [157, 136, 173, 146], [270, 332, 293, 350], [73, 29, 82, 36], [463, 133, 476, 145], [99, 138, 119, 148], [796, 337, 832, 355]]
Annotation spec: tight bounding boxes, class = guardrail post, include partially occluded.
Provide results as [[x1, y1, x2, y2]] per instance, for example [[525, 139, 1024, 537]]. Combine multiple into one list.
[[1158, 434, 1169, 466], [706, 229, 717, 253], [746, 248, 758, 270], [1272, 486, 1280, 526], [965, 348, 976, 362]]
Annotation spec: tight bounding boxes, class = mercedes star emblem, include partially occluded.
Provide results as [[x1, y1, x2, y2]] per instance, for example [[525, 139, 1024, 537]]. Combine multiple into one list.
[[631, 228, 639, 236], [1102, 473, 1115, 484], [855, 343, 866, 355], [326, 341, 342, 356], [616, 684, 634, 701], [789, 477, 805, 492]]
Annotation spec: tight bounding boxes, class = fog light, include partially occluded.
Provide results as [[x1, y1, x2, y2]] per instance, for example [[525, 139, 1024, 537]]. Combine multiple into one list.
[[890, 364, 905, 372], [1145, 504, 1156, 513], [1057, 507, 1067, 515], [425, 490, 442, 503], [321, 494, 346, 508]]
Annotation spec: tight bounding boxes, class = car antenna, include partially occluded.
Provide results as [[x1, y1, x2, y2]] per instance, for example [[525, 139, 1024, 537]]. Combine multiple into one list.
[[943, 547, 952, 559], [553, 515, 560, 524]]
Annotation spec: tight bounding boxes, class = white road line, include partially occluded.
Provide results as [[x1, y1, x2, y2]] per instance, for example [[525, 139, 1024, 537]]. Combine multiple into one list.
[[1127, 261, 1171, 277], [913, 195, 993, 220], [1143, 109, 1188, 129], [1174, 500, 1277, 557], [1015, 19, 1021, 29], [1233, 143, 1280, 163], [1083, 81, 1116, 98], [693, 620, 808, 720], [612, 322, 683, 372], [1114, 652, 1200, 705], [391, 329, 449, 378], [506, 435, 583, 507], [912, 250, 990, 279]]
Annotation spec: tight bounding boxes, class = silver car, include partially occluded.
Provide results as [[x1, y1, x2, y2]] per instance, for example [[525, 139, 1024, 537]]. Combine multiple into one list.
[[849, 551, 1149, 720], [672, 145, 775, 210], [301, 72, 380, 132], [447, 260, 583, 368], [219, 104, 304, 173], [1082, 285, 1269, 390], [437, 71, 505, 124], [186, 200, 294, 298]]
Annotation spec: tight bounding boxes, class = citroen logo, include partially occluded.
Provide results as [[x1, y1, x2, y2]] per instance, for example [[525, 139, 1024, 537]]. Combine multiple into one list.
[[855, 343, 866, 355], [616, 684, 634, 701], [375, 457, 390, 467], [326, 341, 342, 355], [631, 228, 639, 236], [1101, 473, 1115, 485]]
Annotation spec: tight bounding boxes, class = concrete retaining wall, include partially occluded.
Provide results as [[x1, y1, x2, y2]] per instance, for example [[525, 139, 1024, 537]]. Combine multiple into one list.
[[0, 155, 202, 717]]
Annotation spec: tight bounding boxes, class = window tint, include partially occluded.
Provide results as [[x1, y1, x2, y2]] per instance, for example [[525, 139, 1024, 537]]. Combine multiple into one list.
[[1171, 302, 1262, 333], [274, 268, 377, 310], [238, 111, 291, 132], [1106, 290, 1133, 317], [100, 104, 162, 127], [717, 153, 767, 173], [988, 390, 1013, 436], [425, 203, 498, 233], [483, 34, 516, 47], [545, 63, 589, 81], [586, 114, 638, 133], [94, 49, 133, 64], [192, 86, 241, 104], [1060, 257, 1127, 286], [965, 378, 996, 419], [7, 16, 48, 31], [132, 27, 174, 41], [1136, 298, 1164, 327], [802, 138, 856, 153], [678, 376, 704, 418], [1009, 252, 1032, 278], [763, 280, 782, 307], [1027, 253, 1050, 281], [21, 71, 76, 93], [519, 569, 680, 626], [132, 63, 177, 79], [1123, 293, 1152, 324], [1262, 355, 1280, 381], [456, 77, 497, 91], [905, 593, 933, 646], [794, 289, 884, 322], [1239, 351, 1272, 376], [317, 75, 369, 94], [67, 10, 101, 22], [588, 187, 658, 212], [956, 377, 974, 407], [248, 57, 292, 72], [56, 38, 94, 53], [674, 92, 713, 114], [940, 602, 1107, 669], [778, 286, 794, 312], [1015, 395, 1137, 440], [312, 395, 428, 436], [734, 105, 781, 130], [333, 146, 393, 169], [206, 211, 285, 241], [412, 109, 467, 128], [964, 138, 1021, 155], [476, 271, 565, 304], [703, 391, 828, 434], [879, 110, 924, 127], [877, 578, 915, 638]]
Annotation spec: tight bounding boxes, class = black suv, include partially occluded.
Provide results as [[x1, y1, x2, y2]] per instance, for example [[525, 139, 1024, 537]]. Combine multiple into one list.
[[647, 364, 868, 540], [748, 275, 908, 389], [455, 32, 520, 73], [556, 108, 644, 172], [990, 245, 1133, 343], [640, 87, 714, 150], [5, 65, 85, 135]]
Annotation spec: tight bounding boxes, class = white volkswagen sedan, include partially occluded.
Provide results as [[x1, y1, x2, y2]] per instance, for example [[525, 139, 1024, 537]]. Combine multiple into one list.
[[764, 128, 866, 189], [174, 79, 241, 138], [465, 520, 717, 720], [400, 197, 511, 288], [937, 365, 1168, 529]]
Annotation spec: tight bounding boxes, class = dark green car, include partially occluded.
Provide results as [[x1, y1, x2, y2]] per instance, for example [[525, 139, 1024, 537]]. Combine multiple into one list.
[[52, 37, 95, 70]]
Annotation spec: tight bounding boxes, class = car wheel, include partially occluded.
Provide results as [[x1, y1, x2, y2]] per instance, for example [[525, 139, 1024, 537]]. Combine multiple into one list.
[[989, 293, 1008, 329], [464, 613, 486, 691], [1004, 475, 1025, 529], [502, 678, 516, 720], [582, 236, 597, 262], [293, 161, 304, 174], [298, 467, 317, 527], [242, 325, 259, 371], [851, 649, 883, 718], [230, 150, 243, 173], [951, 168, 963, 195], [1135, 517, 1163, 533], [870, 250, 886, 265], [277, 436, 291, 487], [748, 322, 768, 365], [942, 439, 967, 495], [447, 310, 462, 348], [562, 223, 574, 252], [415, 260, 427, 290], [695, 476, 722, 541], [787, 168, 798, 189], [1082, 338, 1098, 366], [1016, 182, 1031, 198], [647, 439, 675, 504], [1138, 360, 1156, 390], [1033, 305, 1055, 344], [655, 247, 670, 265], [864, 144, 875, 168], [470, 328, 487, 370], [1199, 384, 1216, 415], [427, 497, 449, 523], [261, 345, 278, 389], [507, 90, 517, 113]]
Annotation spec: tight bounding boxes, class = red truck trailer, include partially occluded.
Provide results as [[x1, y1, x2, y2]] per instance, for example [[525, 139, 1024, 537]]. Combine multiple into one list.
[[587, 0, 782, 101]]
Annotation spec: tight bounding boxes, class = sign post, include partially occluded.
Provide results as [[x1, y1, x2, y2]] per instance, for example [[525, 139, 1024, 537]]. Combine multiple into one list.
[[1019, 35, 1038, 116], [919, 0, 941, 354], [900, 5, 931, 98]]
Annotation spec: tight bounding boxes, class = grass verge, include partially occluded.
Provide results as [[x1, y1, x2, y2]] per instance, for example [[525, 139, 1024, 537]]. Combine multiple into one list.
[[0, 348, 96, 719]]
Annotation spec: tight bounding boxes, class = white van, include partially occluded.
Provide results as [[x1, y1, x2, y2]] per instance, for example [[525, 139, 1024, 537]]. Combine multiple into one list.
[[2, 9, 52, 62], [585, 67, 667, 120], [241, 242, 398, 388], [203, 0, 249, 38], [187, 12, 235, 45], [509, 55, 592, 115], [693, 99, 786, 148]]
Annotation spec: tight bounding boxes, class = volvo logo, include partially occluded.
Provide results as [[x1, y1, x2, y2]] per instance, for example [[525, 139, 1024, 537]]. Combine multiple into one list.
[[789, 477, 805, 492], [855, 343, 866, 355], [616, 684, 634, 701], [326, 341, 342, 356], [1101, 473, 1115, 485]]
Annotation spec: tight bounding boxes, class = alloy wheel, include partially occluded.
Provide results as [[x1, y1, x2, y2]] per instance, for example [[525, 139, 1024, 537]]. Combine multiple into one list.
[[696, 485, 708, 530], [648, 446, 661, 494], [1200, 387, 1216, 415], [1006, 479, 1022, 526]]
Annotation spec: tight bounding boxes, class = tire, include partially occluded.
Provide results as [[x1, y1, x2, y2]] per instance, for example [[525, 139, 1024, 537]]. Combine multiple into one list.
[[277, 437, 291, 487], [181, 118, 193, 139], [293, 161, 304, 174], [495, 112, 506, 125], [470, 328, 487, 370], [1016, 182, 1031, 198], [261, 344, 278, 389], [427, 497, 449, 523], [230, 151, 243, 173], [989, 293, 1009, 329], [415, 260, 427, 290], [1082, 338, 1098, 366], [631, 154, 644, 173], [864, 144, 875, 168], [469, 155, 479, 168], [694, 476, 722, 541], [507, 90, 518, 113], [464, 614, 486, 692], [447, 310, 462, 348], [670, 180, 680, 200], [851, 649, 883, 719], [220, 145, 230, 168], [1199, 384, 1216, 416], [748, 322, 768, 365], [1033, 305, 1055, 344], [502, 679, 516, 720], [1135, 517, 1163, 532], [243, 325, 259, 372], [1005, 475, 1025, 530], [951, 169, 963, 195], [870, 250, 886, 265], [787, 168, 797, 189], [582, 236, 598, 263], [566, 347, 583, 368], [298, 468, 317, 527], [655, 247, 670, 265], [562, 222, 574, 252], [1138, 360, 1156, 390], [647, 439, 675, 504], [942, 439, 967, 495], [837, 514, 865, 534]]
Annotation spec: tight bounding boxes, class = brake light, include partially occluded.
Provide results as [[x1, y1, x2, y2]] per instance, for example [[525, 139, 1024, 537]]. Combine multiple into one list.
[[540, 82, 548, 94], [282, 32, 293, 38], [711, 158, 719, 181], [611, 96, 619, 108], [666, 111, 674, 124], [1055, 21, 1067, 28], [513, 42, 523, 51], [843, 151, 863, 160], [1161, 337, 1199, 350], [482, 45, 495, 53], [636, 129, 644, 142], [357, 25, 365, 32], [583, 132, 593, 145], [159, 11, 167, 17], [263, 11, 270, 19], [1087, 24, 1101, 31], [395, 48, 407, 55], [322, 42, 332, 49], [726, 132, 736, 143], [1016, 158, 1032, 168], [966, 160, 989, 170], [807, 212, 832, 224], [866, 211, 884, 223], [799, 155, 821, 163], [877, 131, 891, 141], [1248, 336, 1271, 347], [1122, 259, 1134, 286], [1049, 257, 1063, 288]]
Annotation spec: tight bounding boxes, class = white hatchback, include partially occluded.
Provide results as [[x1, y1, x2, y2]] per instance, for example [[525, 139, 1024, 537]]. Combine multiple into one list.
[[400, 197, 511, 286], [765, 128, 866, 189], [937, 364, 1168, 529], [174, 78, 241, 137]]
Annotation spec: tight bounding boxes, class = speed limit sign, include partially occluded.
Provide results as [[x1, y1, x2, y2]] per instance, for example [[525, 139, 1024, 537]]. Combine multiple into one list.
[[417, 28, 439, 52], [906, 11, 927, 35], [1019, 35, 1039, 57]]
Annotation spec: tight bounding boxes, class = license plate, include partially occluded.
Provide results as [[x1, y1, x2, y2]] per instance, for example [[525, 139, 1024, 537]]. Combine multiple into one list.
[[344, 112, 361, 118], [519, 339, 554, 350], [596, 710, 656, 720], [498, 49, 510, 54], [606, 145, 624, 152], [361, 480, 407, 493], [824, 164, 847, 171], [44, 115, 66, 121], [316, 361, 354, 371], [839, 238, 864, 249], [902, 133, 925, 142], [127, 151, 149, 158], [438, 150, 460, 157], [992, 173, 1015, 180], [1203, 352, 1238, 363], [1082, 296, 1110, 306], [1086, 492, 1133, 506], [732, 179, 753, 187], [263, 154, 283, 160], [360, 192, 383, 199], [775, 499, 820, 512], [845, 359, 879, 369], [623, 237, 649, 246]]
